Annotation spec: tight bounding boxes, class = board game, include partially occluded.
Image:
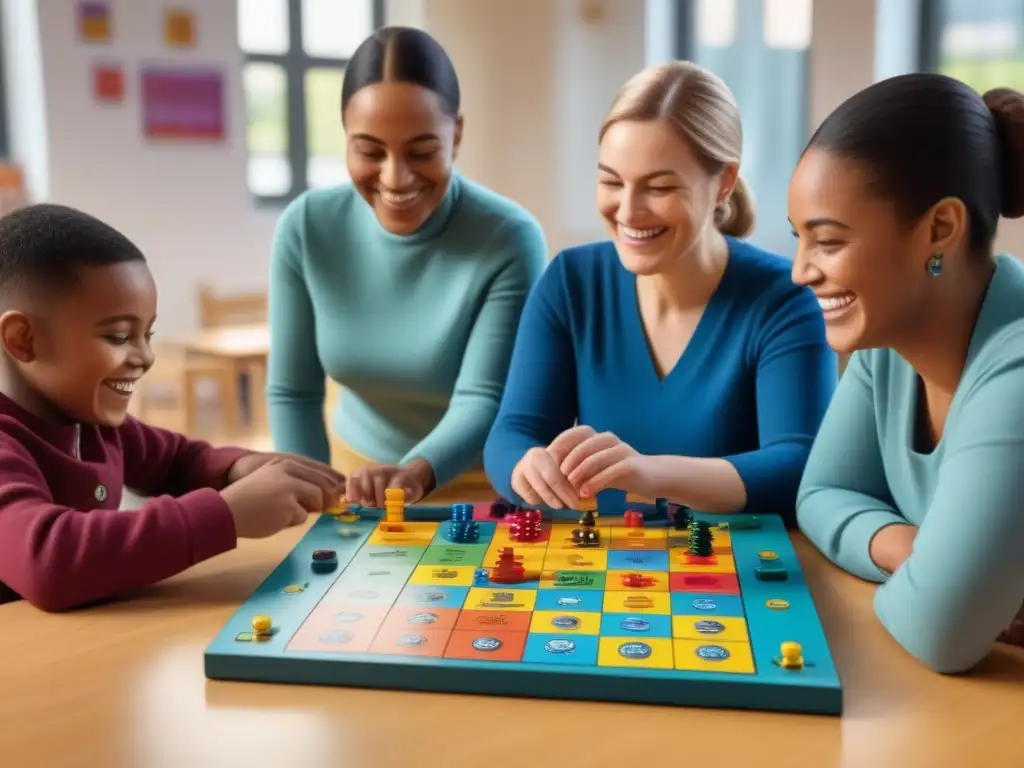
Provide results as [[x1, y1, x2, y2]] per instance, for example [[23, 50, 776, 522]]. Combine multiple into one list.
[[205, 494, 842, 715]]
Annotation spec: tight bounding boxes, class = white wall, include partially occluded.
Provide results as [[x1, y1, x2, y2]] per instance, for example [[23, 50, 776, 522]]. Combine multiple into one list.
[[2, 0, 49, 202]]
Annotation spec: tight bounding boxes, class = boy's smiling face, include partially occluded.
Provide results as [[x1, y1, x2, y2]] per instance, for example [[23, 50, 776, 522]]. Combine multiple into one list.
[[0, 260, 158, 426]]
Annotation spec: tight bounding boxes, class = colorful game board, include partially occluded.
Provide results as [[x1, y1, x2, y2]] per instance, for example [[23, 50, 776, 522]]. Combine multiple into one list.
[[205, 498, 842, 715]]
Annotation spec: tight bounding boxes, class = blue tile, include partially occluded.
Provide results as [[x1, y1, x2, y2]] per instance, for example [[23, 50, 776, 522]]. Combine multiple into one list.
[[670, 592, 745, 617], [534, 589, 604, 613], [523, 633, 599, 666], [395, 584, 469, 610], [607, 549, 669, 571], [599, 613, 672, 638]]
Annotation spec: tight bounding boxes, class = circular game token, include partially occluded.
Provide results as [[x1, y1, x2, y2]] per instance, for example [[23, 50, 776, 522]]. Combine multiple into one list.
[[556, 596, 582, 606], [333, 611, 364, 623], [694, 619, 726, 634], [691, 598, 717, 611], [696, 644, 730, 661], [312, 549, 337, 561], [544, 639, 576, 654], [319, 630, 354, 645], [620, 617, 650, 632], [407, 612, 439, 624], [551, 615, 581, 630], [618, 641, 653, 659], [396, 634, 426, 647], [765, 598, 791, 610], [472, 637, 503, 652], [758, 549, 779, 561]]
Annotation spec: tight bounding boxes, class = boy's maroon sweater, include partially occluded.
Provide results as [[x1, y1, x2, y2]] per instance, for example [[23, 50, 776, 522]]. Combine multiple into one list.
[[0, 393, 246, 611]]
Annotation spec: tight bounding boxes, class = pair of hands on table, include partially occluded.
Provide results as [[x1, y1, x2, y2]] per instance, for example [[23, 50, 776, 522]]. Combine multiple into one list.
[[511, 425, 649, 509], [221, 454, 436, 537]]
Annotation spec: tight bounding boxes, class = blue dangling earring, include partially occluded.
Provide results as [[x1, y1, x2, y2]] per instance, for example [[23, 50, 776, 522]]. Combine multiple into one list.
[[926, 252, 944, 277]]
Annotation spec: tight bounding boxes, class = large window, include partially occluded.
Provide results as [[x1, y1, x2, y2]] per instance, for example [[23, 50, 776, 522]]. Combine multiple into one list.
[[238, 0, 383, 204], [676, 0, 813, 256], [929, 0, 1024, 92]]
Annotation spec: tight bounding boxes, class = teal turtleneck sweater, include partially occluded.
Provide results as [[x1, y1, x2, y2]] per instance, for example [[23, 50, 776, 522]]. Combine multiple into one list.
[[266, 173, 548, 486]]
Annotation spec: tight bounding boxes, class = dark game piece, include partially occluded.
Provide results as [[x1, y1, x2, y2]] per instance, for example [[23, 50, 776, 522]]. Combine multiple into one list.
[[311, 549, 338, 573], [489, 499, 512, 518], [673, 505, 694, 530], [688, 519, 714, 557]]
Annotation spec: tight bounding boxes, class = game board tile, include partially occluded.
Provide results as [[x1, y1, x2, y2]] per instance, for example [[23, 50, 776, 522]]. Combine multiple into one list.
[[323, 580, 405, 606], [609, 537, 667, 552], [395, 584, 469, 610], [538, 570, 607, 590], [369, 627, 452, 658], [382, 605, 460, 632], [669, 572, 740, 595], [672, 614, 749, 642], [455, 610, 533, 633], [607, 549, 669, 572], [610, 528, 667, 543], [431, 521, 497, 545], [597, 636, 674, 669], [522, 633, 599, 666], [529, 610, 602, 635], [464, 587, 537, 612], [444, 629, 528, 661], [534, 590, 604, 613], [285, 604, 389, 653], [670, 592, 745, 617], [668, 552, 737, 574], [332, 560, 418, 587], [410, 564, 479, 587], [418, 543, 489, 567], [599, 612, 673, 638], [347, 544, 427, 569], [607, 569, 669, 592], [602, 590, 671, 615], [367, 522, 438, 547], [672, 639, 755, 674], [543, 549, 608, 571]]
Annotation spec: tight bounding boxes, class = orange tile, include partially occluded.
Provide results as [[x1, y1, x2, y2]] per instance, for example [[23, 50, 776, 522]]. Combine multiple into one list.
[[455, 610, 533, 633], [382, 606, 459, 632], [369, 628, 451, 657], [444, 630, 528, 661]]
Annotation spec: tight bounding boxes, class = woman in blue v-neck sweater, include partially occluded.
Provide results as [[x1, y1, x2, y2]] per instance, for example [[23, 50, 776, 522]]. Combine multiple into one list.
[[483, 63, 836, 522]]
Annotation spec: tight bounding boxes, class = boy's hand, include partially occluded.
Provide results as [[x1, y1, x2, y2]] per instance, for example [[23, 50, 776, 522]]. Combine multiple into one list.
[[346, 459, 434, 507], [221, 457, 338, 538], [228, 452, 344, 510]]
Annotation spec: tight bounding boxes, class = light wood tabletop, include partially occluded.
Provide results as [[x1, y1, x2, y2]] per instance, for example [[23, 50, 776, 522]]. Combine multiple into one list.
[[3, 493, 1023, 768]]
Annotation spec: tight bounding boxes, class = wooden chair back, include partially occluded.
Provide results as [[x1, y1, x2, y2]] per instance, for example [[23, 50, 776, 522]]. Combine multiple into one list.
[[196, 284, 267, 328]]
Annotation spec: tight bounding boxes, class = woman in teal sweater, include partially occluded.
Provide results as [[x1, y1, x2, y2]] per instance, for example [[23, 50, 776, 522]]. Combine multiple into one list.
[[790, 73, 1024, 672], [267, 27, 547, 506]]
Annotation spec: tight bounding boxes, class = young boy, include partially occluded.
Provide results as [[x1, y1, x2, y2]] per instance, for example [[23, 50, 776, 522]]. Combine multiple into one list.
[[0, 203, 344, 611]]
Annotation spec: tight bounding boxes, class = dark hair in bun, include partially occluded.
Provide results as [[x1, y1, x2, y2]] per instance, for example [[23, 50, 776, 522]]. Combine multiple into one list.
[[805, 73, 1024, 255]]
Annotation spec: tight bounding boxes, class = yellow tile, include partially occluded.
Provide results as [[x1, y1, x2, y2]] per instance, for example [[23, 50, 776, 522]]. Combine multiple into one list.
[[367, 522, 437, 546], [544, 549, 608, 571], [602, 590, 671, 615], [673, 639, 755, 674], [610, 528, 667, 543], [598, 637, 674, 669], [530, 610, 601, 635], [672, 615, 749, 642], [464, 587, 537, 612], [606, 570, 669, 592], [668, 552, 737, 574], [409, 564, 477, 587]]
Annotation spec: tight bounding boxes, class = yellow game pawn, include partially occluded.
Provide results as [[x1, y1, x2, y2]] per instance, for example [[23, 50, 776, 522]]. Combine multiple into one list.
[[252, 614, 273, 637], [380, 487, 406, 532], [778, 641, 804, 669]]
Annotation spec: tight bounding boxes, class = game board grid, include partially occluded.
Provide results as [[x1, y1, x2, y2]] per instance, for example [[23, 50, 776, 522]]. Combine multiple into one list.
[[286, 518, 760, 675]]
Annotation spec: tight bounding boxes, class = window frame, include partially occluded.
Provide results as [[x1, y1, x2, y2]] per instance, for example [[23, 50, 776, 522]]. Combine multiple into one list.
[[242, 0, 384, 206]]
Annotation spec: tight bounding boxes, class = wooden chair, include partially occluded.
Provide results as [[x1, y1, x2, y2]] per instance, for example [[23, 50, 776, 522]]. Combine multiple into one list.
[[197, 284, 267, 328]]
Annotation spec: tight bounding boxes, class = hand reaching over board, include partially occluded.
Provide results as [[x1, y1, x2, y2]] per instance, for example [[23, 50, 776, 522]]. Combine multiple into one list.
[[221, 458, 333, 538]]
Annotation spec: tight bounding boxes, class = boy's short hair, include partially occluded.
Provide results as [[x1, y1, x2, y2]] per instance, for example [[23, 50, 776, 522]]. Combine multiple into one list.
[[0, 204, 146, 305]]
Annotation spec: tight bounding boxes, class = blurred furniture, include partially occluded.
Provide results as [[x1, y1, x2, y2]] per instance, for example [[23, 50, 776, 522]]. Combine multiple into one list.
[[1, 507, 1022, 767]]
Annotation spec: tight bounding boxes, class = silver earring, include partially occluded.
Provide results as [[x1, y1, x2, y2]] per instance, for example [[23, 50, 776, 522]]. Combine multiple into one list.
[[926, 252, 944, 276]]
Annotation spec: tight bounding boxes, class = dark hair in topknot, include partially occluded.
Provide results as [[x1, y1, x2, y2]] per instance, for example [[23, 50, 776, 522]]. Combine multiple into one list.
[[806, 73, 1024, 255]]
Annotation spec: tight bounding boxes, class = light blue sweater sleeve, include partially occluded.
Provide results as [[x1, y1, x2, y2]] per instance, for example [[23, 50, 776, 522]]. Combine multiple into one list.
[[265, 197, 331, 465], [402, 219, 548, 487], [796, 352, 905, 582], [874, 334, 1024, 673]]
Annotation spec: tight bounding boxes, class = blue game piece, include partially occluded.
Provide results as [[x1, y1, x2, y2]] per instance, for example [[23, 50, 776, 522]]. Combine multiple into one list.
[[473, 567, 489, 585], [447, 518, 479, 543], [450, 503, 473, 522]]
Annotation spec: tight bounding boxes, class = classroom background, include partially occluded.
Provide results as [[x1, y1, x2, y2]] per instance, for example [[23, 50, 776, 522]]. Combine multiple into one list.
[[0, 0, 1020, 448]]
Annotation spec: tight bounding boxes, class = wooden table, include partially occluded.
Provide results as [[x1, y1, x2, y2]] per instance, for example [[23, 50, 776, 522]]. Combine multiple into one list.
[[3, 495, 1023, 768]]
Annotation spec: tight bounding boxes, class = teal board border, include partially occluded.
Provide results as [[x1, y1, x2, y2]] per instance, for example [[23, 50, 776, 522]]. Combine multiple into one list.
[[204, 504, 843, 715]]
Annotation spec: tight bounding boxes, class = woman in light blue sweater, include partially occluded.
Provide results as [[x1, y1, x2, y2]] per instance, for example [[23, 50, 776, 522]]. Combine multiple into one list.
[[790, 73, 1024, 672], [267, 27, 547, 506]]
